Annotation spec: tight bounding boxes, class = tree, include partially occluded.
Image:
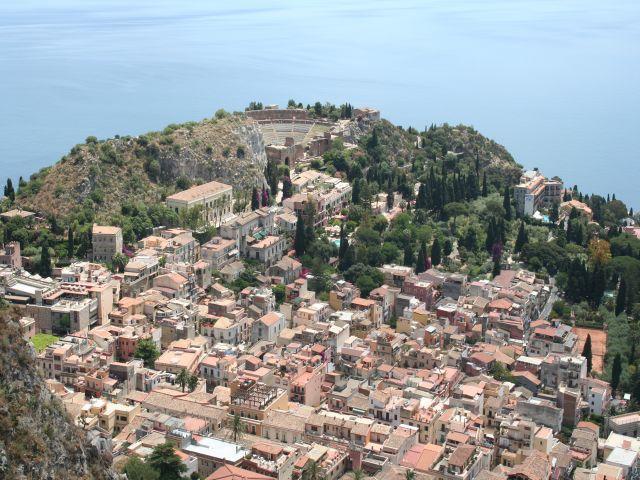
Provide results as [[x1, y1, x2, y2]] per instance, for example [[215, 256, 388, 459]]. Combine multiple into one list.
[[514, 221, 528, 253], [481, 173, 488, 197], [303, 460, 319, 480], [550, 202, 560, 223], [261, 187, 269, 207], [503, 185, 512, 221], [405, 469, 415, 480], [416, 241, 427, 274], [353, 469, 365, 480], [67, 226, 75, 258], [403, 242, 415, 267], [176, 368, 189, 392], [611, 353, 622, 394], [492, 258, 501, 278], [112, 252, 129, 273], [431, 238, 442, 266], [294, 212, 306, 256], [338, 222, 348, 261], [231, 413, 246, 443], [134, 339, 160, 368], [251, 187, 260, 210], [147, 443, 187, 480], [616, 278, 627, 316], [38, 238, 52, 278], [582, 334, 593, 373], [187, 373, 199, 392], [282, 176, 293, 200], [123, 457, 159, 480], [386, 190, 395, 211], [4, 178, 15, 201], [443, 239, 453, 257]]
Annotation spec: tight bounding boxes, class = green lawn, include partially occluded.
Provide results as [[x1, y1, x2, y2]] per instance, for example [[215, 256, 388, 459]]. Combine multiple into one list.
[[32, 333, 59, 352]]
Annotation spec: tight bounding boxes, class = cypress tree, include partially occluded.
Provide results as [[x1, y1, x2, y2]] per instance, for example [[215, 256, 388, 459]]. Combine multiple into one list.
[[582, 334, 593, 373], [514, 221, 528, 253], [415, 241, 427, 274], [304, 202, 316, 245], [431, 238, 442, 266], [482, 173, 488, 197], [251, 187, 260, 210], [615, 278, 627, 316], [340, 244, 356, 271], [386, 189, 394, 211], [38, 239, 52, 278], [294, 212, 306, 256], [338, 222, 348, 261], [589, 264, 606, 308], [611, 353, 622, 394], [67, 226, 74, 258], [443, 239, 453, 257], [352, 178, 361, 204], [503, 185, 512, 221], [403, 242, 415, 267], [282, 176, 293, 200], [4, 178, 15, 201], [492, 258, 501, 278]]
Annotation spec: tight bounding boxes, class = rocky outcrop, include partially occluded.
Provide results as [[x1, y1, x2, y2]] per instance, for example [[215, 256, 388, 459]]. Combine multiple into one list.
[[16, 115, 269, 220], [0, 308, 117, 480]]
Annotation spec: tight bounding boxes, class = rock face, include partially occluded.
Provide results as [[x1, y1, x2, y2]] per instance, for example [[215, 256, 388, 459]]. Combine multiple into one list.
[[0, 308, 116, 480], [16, 114, 270, 220]]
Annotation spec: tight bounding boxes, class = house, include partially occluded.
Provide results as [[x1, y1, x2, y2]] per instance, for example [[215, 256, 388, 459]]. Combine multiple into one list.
[[0, 242, 21, 268], [206, 465, 271, 480], [247, 236, 286, 267], [267, 256, 302, 284], [91, 224, 122, 263], [252, 312, 285, 343]]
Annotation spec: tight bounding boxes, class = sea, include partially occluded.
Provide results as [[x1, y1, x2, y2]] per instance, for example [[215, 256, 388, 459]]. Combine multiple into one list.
[[1, 0, 639, 207]]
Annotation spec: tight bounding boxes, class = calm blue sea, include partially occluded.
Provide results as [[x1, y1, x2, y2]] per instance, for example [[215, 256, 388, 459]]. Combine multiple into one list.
[[1, 0, 639, 207]]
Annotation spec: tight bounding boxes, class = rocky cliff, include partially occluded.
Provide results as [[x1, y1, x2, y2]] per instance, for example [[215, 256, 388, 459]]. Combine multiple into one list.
[[0, 307, 116, 480], [16, 114, 268, 220]]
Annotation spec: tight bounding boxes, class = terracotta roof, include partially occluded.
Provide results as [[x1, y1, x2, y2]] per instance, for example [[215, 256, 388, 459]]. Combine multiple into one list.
[[205, 464, 272, 480]]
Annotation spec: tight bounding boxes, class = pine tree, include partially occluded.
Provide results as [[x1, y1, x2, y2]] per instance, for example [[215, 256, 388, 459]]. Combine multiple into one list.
[[582, 334, 593, 373], [148, 443, 187, 480], [611, 353, 622, 394], [431, 238, 442, 266], [482, 173, 488, 197], [615, 278, 627, 316], [514, 221, 528, 253], [67, 226, 75, 258], [294, 212, 306, 256], [503, 185, 512, 221]]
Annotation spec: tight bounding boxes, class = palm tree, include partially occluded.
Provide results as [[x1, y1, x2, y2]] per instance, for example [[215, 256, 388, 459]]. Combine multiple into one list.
[[176, 368, 189, 392], [231, 413, 246, 443], [303, 460, 319, 480], [405, 469, 415, 480], [353, 469, 365, 480]]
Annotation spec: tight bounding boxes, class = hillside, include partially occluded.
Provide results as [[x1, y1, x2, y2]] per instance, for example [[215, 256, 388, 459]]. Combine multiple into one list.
[[419, 123, 523, 186], [0, 307, 116, 479], [16, 114, 267, 220]]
